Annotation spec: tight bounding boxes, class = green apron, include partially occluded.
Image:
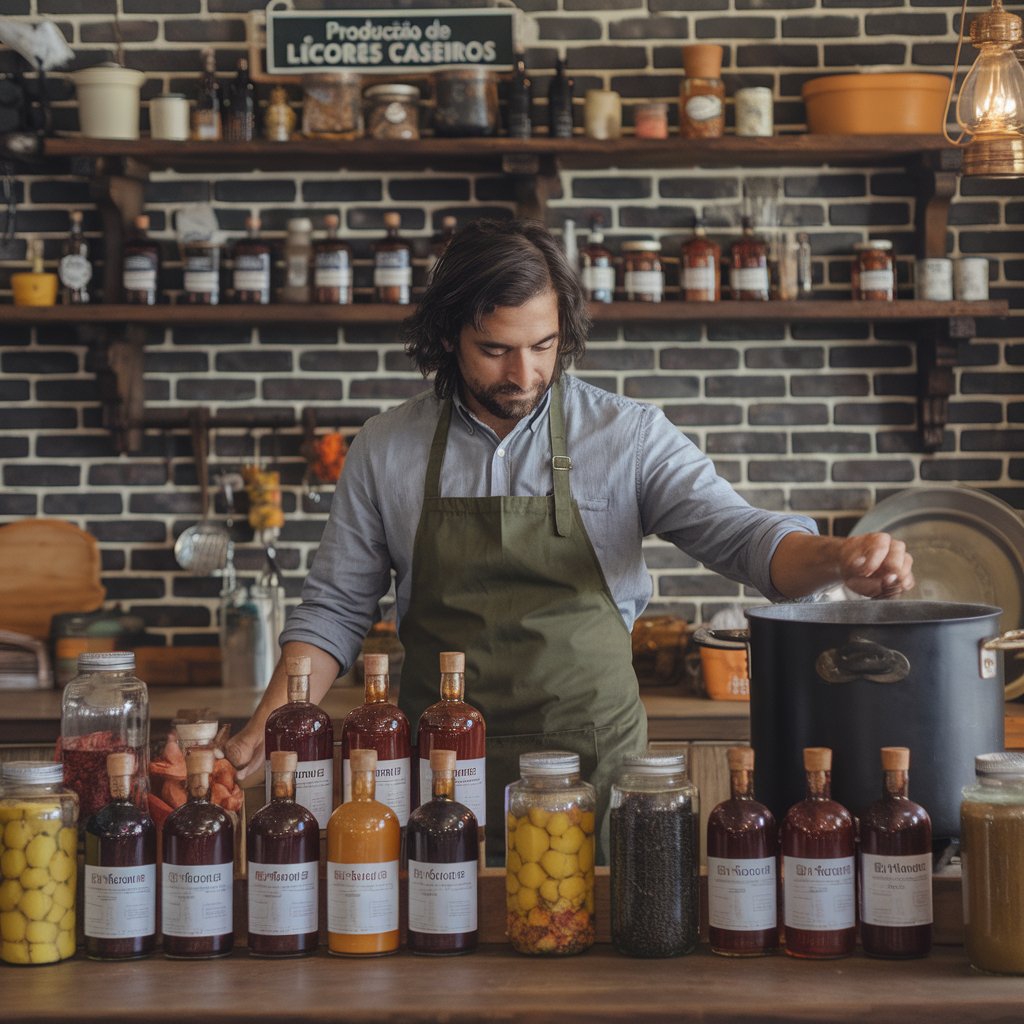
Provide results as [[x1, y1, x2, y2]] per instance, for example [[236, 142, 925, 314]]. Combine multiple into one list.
[[397, 380, 647, 863]]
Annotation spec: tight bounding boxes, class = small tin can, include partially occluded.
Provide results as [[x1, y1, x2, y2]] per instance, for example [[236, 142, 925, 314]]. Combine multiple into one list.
[[954, 257, 990, 301], [915, 258, 953, 301], [734, 87, 774, 138]]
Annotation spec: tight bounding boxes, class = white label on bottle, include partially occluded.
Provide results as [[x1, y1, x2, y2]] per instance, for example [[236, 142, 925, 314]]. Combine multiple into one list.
[[247, 860, 319, 937], [419, 755, 486, 827], [683, 264, 715, 293], [783, 855, 855, 931], [123, 268, 156, 291], [343, 756, 411, 825], [287, 254, 310, 288], [184, 270, 218, 293], [707, 856, 777, 932], [860, 852, 933, 927], [859, 269, 894, 295], [315, 266, 353, 289], [624, 270, 663, 299], [327, 860, 399, 935], [582, 265, 615, 293], [731, 266, 770, 294], [84, 863, 156, 939], [374, 266, 413, 288], [59, 253, 92, 289], [234, 270, 270, 291], [685, 94, 723, 122], [265, 757, 334, 829], [408, 859, 478, 935], [160, 862, 233, 937]]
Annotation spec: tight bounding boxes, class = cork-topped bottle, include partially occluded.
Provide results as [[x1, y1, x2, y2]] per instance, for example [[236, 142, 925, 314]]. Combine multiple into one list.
[[373, 212, 413, 305], [232, 214, 272, 304], [681, 217, 721, 302], [122, 215, 160, 305], [581, 216, 615, 304], [264, 655, 335, 830], [858, 746, 932, 959], [729, 215, 770, 301], [781, 747, 855, 959], [59, 209, 91, 304], [313, 213, 352, 305]]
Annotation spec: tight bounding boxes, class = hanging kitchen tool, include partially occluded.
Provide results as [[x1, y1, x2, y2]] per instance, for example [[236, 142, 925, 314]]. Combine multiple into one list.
[[173, 408, 230, 576]]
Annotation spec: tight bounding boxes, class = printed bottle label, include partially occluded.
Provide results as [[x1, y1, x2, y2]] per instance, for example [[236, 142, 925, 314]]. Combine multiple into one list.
[[265, 757, 334, 829], [408, 859, 478, 935], [247, 860, 319, 936], [327, 859, 399, 935], [685, 94, 723, 122], [582, 265, 615, 295], [419, 755, 486, 827], [161, 861, 233, 938], [859, 269, 894, 294], [84, 863, 156, 939], [783, 855, 855, 931], [624, 270, 663, 299], [683, 264, 715, 293], [860, 851, 933, 927], [731, 266, 769, 293], [343, 756, 410, 825], [184, 257, 219, 294], [314, 250, 352, 289], [374, 266, 412, 288], [707, 856, 777, 931], [59, 254, 92, 289], [123, 255, 156, 292]]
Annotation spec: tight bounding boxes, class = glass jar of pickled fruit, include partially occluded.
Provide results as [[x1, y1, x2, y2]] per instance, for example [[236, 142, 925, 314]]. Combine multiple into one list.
[[0, 761, 79, 965], [505, 751, 595, 955]]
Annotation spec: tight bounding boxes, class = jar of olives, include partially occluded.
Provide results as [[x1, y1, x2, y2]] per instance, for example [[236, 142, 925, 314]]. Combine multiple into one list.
[[505, 751, 595, 955], [0, 761, 79, 965]]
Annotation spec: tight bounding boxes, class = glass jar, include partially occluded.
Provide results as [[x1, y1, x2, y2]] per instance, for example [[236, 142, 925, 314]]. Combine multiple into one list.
[[610, 753, 699, 957], [505, 751, 596, 955], [852, 240, 895, 301], [60, 651, 149, 823], [0, 761, 79, 964], [961, 752, 1024, 974], [679, 77, 725, 138], [365, 84, 420, 140], [621, 241, 664, 302], [634, 102, 669, 140], [280, 217, 313, 304], [433, 67, 498, 137], [302, 72, 363, 139]]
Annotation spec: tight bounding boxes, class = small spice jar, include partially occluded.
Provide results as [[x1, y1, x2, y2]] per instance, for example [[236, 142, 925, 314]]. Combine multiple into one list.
[[954, 256, 990, 300], [634, 102, 669, 140], [679, 44, 725, 139], [915, 257, 953, 301], [0, 761, 79, 965], [621, 240, 664, 302], [364, 83, 420, 141], [433, 67, 498, 137], [852, 240, 895, 301], [505, 751, 596, 956], [610, 753, 699, 958], [302, 72, 363, 139]]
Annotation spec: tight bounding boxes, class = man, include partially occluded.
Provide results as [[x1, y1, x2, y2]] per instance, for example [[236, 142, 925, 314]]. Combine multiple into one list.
[[226, 219, 913, 858]]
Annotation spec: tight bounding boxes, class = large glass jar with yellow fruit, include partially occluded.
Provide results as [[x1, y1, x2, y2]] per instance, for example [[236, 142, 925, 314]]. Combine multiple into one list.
[[505, 751, 595, 955], [0, 761, 79, 965]]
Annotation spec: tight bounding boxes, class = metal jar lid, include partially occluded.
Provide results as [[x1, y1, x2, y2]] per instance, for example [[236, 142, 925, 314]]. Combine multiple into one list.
[[364, 84, 420, 100], [519, 750, 580, 776], [621, 241, 662, 252], [620, 752, 687, 776], [1, 760, 65, 785], [976, 752, 1024, 778], [854, 239, 893, 251], [77, 651, 136, 672]]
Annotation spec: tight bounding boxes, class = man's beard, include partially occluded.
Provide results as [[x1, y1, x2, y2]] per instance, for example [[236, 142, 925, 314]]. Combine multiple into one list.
[[466, 377, 552, 422]]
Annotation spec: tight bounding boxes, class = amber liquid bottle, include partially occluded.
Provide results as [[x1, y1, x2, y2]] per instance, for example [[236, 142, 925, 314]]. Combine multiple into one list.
[[313, 213, 353, 305], [59, 209, 92, 304], [84, 752, 156, 960], [581, 216, 615, 303], [781, 747, 855, 959], [161, 748, 234, 958], [224, 56, 256, 142], [859, 746, 932, 958], [416, 651, 487, 854], [681, 217, 721, 302], [407, 748, 479, 955], [122, 214, 160, 305], [341, 653, 411, 829], [729, 215, 770, 301], [326, 748, 401, 956], [264, 655, 335, 830], [373, 211, 413, 304], [247, 750, 320, 957], [233, 214, 271, 304], [192, 47, 221, 141], [707, 747, 778, 956]]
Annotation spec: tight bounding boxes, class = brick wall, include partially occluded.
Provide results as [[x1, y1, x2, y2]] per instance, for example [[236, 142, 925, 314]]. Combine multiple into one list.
[[1, 0, 1022, 647]]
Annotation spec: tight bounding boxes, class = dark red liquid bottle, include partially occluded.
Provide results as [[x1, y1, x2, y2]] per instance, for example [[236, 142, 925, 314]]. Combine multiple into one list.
[[84, 752, 157, 960], [407, 748, 479, 955], [161, 748, 235, 958], [707, 746, 778, 956], [859, 746, 932, 958], [265, 655, 335, 830], [247, 750, 320, 957], [781, 746, 856, 959]]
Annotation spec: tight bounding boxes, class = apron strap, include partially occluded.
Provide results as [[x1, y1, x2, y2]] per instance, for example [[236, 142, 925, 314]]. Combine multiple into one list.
[[549, 380, 573, 538], [424, 399, 453, 500]]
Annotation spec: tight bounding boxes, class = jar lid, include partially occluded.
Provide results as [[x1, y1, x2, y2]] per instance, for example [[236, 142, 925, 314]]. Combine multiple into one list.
[[519, 750, 580, 776], [153, 93, 186, 101], [77, 651, 135, 672], [620, 753, 687, 776], [1, 760, 65, 785], [976, 752, 1024, 778], [854, 240, 893, 251], [287, 217, 313, 232], [621, 241, 662, 252], [364, 84, 420, 99]]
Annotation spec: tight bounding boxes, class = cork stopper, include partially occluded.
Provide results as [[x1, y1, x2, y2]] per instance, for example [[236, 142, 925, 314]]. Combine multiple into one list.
[[134, 214, 150, 231], [439, 651, 465, 673], [107, 751, 135, 777], [245, 214, 262, 232], [324, 213, 340, 230], [70, 210, 83, 226], [803, 747, 832, 772], [383, 211, 401, 230], [363, 653, 388, 676], [727, 747, 754, 772], [187, 748, 215, 775], [176, 720, 218, 748], [430, 748, 457, 773], [270, 750, 298, 773], [350, 748, 378, 773], [881, 746, 910, 771], [286, 655, 311, 676], [441, 215, 457, 230]]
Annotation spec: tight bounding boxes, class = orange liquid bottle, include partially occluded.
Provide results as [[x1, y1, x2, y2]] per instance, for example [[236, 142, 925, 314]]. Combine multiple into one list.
[[326, 747, 400, 956]]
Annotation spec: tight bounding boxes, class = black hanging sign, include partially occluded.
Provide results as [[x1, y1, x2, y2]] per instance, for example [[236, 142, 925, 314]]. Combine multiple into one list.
[[265, 7, 518, 74]]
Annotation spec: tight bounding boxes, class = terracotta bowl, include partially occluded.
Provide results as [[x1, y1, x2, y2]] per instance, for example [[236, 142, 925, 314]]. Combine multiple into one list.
[[801, 72, 950, 134]]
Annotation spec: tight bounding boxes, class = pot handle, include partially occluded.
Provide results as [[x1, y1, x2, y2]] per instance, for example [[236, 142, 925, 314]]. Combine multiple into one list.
[[982, 631, 1024, 701]]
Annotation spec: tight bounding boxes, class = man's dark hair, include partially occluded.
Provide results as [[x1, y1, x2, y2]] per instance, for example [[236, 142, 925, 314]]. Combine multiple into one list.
[[402, 218, 590, 399]]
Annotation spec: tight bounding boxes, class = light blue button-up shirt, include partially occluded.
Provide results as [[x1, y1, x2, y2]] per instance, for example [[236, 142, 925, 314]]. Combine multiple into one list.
[[281, 374, 817, 672]]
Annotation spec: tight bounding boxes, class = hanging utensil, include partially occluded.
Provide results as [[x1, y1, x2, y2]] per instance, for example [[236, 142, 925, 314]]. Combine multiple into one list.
[[174, 409, 230, 576]]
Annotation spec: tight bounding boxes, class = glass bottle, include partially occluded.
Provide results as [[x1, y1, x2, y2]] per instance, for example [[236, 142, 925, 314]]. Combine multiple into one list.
[[610, 753, 699, 958], [796, 232, 813, 298], [426, 215, 458, 284], [181, 238, 220, 305], [341, 653, 411, 830], [416, 651, 486, 854], [621, 241, 664, 302], [0, 761, 78, 966], [191, 47, 222, 142], [548, 56, 574, 139], [224, 57, 256, 143], [264, 655, 335, 830], [407, 748, 479, 956], [326, 748, 401, 956], [264, 85, 295, 142], [679, 44, 725, 138], [781, 746, 855, 959], [506, 751, 595, 956], [83, 751, 157, 961], [232, 214, 272, 304], [730, 215, 770, 301], [858, 746, 932, 959], [121, 214, 161, 305], [59, 209, 91, 304], [247, 750, 320, 958], [506, 52, 532, 138], [161, 748, 234, 959], [373, 211, 413, 305], [706, 746, 778, 957], [681, 216, 721, 302], [581, 216, 615, 304], [61, 651, 149, 823], [280, 217, 313, 304], [312, 213, 353, 305]]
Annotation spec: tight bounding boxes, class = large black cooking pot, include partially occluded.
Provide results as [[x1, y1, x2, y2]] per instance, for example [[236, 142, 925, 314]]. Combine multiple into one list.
[[746, 601, 1005, 842]]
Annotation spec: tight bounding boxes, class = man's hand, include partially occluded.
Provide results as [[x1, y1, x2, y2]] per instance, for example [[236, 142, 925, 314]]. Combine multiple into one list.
[[836, 532, 915, 599], [224, 722, 266, 782]]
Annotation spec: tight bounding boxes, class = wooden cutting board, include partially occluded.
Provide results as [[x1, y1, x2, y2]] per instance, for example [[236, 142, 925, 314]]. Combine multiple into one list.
[[0, 519, 106, 639]]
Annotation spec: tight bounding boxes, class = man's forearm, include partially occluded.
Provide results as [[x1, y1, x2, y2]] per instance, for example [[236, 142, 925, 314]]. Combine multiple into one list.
[[248, 640, 342, 733], [769, 533, 844, 599]]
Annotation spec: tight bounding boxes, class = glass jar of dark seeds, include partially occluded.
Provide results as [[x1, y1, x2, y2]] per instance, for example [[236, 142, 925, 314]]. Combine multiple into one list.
[[609, 752, 699, 957]]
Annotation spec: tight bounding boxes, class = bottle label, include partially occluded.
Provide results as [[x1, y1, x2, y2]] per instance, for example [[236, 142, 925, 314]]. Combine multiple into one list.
[[582, 264, 615, 296], [707, 856, 777, 931], [624, 270, 663, 299], [419, 755, 486, 827], [193, 113, 221, 141], [234, 253, 270, 292], [860, 268, 894, 295], [286, 254, 310, 288], [860, 851, 933, 927], [374, 266, 413, 288], [375, 250, 410, 268], [184, 256, 219, 294], [247, 860, 319, 936], [731, 266, 769, 293], [84, 863, 156, 939], [160, 862, 233, 937], [408, 859, 478, 935], [683, 264, 716, 293], [265, 757, 334, 829], [685, 94, 723, 122], [783, 855, 855, 931], [326, 859, 399, 935], [315, 266, 353, 289], [123, 255, 157, 292], [343, 756, 411, 825], [59, 254, 92, 289]]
